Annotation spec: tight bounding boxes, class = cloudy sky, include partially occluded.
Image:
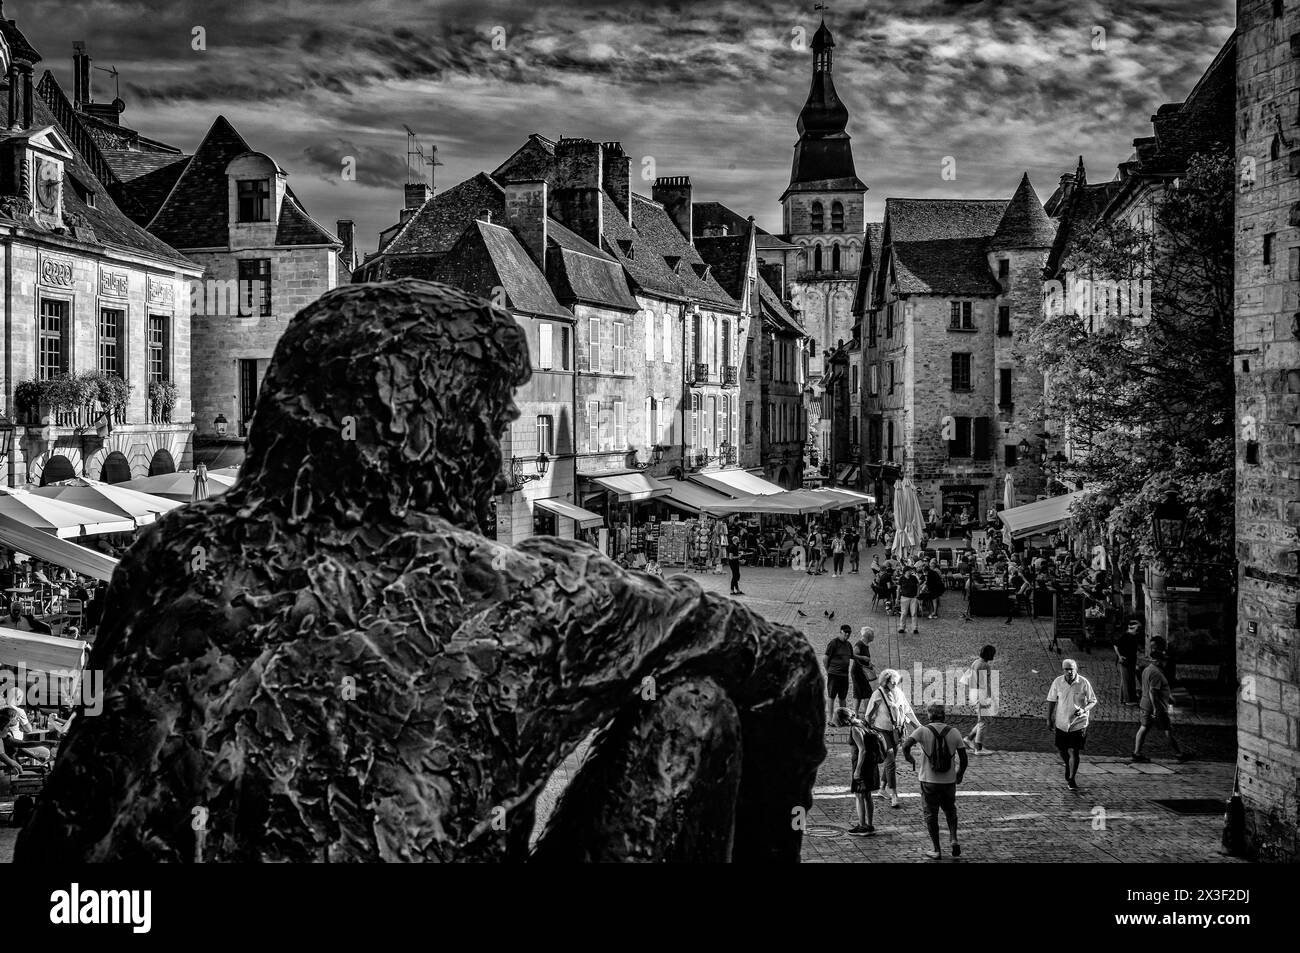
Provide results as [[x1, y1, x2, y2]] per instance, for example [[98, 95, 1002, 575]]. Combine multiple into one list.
[[17, 0, 1234, 256]]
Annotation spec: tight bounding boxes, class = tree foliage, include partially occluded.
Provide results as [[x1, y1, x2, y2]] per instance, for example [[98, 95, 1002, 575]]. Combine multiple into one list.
[[1025, 150, 1234, 576]]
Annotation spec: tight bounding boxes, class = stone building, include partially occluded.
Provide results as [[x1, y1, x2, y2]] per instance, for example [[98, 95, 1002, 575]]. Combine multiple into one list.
[[1234, 0, 1300, 861], [0, 11, 200, 487], [773, 20, 867, 482], [864, 177, 1055, 517]]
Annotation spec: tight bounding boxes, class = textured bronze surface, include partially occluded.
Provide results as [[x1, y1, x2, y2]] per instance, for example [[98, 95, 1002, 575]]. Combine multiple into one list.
[[16, 279, 825, 862]]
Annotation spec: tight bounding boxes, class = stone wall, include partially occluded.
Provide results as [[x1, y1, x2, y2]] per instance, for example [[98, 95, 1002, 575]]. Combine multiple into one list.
[[1233, 0, 1300, 862]]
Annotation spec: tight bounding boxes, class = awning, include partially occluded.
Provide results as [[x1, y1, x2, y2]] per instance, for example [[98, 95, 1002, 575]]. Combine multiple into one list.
[[191, 441, 246, 471], [998, 490, 1087, 540], [811, 487, 876, 507], [587, 472, 670, 503], [660, 480, 733, 515], [701, 490, 840, 516], [32, 478, 182, 526], [688, 469, 785, 498], [0, 626, 88, 677], [0, 514, 119, 582], [119, 470, 238, 503], [535, 498, 603, 529]]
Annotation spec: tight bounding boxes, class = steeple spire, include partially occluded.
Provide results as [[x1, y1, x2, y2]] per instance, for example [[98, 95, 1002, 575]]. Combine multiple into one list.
[[784, 16, 865, 196]]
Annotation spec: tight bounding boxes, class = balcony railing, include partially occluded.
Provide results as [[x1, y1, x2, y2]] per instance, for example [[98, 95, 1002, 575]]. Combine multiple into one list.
[[691, 362, 710, 384], [722, 365, 738, 386]]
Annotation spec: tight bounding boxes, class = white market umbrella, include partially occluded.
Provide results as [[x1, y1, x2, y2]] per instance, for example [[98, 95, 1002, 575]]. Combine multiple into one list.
[[120, 470, 236, 503], [890, 479, 925, 557], [0, 488, 136, 538], [32, 478, 181, 526], [701, 490, 838, 516], [1002, 474, 1016, 545]]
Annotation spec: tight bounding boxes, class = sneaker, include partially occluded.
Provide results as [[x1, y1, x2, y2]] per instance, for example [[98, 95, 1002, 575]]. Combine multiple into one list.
[[1067, 778, 1079, 791], [734, 590, 745, 596], [912, 629, 919, 635], [951, 842, 962, 857], [922, 848, 941, 859], [848, 824, 871, 836], [865, 825, 875, 835], [889, 792, 901, 809], [1130, 754, 1150, 763]]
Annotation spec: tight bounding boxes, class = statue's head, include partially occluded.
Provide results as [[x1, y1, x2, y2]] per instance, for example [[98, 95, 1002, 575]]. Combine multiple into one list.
[[241, 279, 530, 530]]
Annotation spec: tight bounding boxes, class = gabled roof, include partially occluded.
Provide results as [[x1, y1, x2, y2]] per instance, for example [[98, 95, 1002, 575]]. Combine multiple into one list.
[[881, 199, 1007, 297], [546, 217, 639, 311], [99, 150, 189, 225], [383, 172, 504, 258], [491, 134, 558, 185], [433, 219, 572, 320], [759, 276, 803, 337], [851, 221, 884, 315], [275, 194, 338, 246], [1045, 175, 1125, 277], [3, 90, 191, 266], [0, 15, 41, 63], [989, 174, 1056, 250]]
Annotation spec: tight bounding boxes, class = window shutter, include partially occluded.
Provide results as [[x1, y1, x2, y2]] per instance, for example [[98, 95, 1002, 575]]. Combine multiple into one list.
[[663, 312, 672, 362], [645, 312, 655, 361], [587, 400, 600, 452], [974, 416, 991, 460]]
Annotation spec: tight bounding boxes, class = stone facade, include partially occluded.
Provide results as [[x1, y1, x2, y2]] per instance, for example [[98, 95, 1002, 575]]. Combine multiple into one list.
[[1234, 0, 1300, 862]]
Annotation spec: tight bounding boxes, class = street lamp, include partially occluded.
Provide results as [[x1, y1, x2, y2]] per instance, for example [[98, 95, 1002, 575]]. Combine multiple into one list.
[[1151, 489, 1190, 551], [214, 413, 229, 438], [1017, 438, 1032, 460]]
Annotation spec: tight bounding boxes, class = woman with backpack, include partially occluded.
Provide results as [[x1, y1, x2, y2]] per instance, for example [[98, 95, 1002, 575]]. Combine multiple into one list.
[[834, 707, 882, 836], [864, 669, 919, 808]]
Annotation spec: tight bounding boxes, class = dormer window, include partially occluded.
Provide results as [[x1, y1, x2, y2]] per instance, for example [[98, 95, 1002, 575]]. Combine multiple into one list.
[[616, 239, 634, 259], [237, 178, 271, 222], [68, 173, 95, 209], [664, 255, 681, 271]]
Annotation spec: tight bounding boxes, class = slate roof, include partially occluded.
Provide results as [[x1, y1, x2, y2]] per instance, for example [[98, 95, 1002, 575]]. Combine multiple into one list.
[[100, 150, 189, 224], [1044, 170, 1125, 277], [759, 276, 802, 337], [1, 90, 192, 266], [881, 199, 1007, 297], [852, 221, 884, 315], [275, 194, 338, 246], [693, 234, 749, 300], [491, 134, 558, 185], [1135, 35, 1234, 177], [383, 173, 504, 257], [546, 217, 638, 310], [432, 220, 572, 320], [144, 115, 334, 250], [0, 15, 41, 63], [603, 193, 736, 309], [692, 201, 769, 238], [989, 174, 1056, 250]]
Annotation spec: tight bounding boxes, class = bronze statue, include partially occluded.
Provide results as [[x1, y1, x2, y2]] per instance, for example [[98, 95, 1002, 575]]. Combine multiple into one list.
[[17, 279, 825, 862]]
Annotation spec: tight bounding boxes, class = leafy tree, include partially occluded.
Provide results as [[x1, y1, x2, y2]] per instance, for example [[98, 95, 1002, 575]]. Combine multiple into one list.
[[1025, 150, 1234, 578]]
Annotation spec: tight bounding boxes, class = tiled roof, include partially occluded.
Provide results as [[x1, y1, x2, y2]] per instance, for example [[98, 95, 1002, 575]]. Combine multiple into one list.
[[605, 193, 737, 309], [147, 116, 252, 247], [100, 150, 190, 225], [759, 276, 802, 336], [692, 201, 769, 238], [8, 93, 191, 266], [275, 194, 338, 246], [852, 221, 884, 315], [546, 218, 638, 310], [491, 134, 557, 185], [989, 174, 1056, 249], [882, 198, 1005, 296], [694, 234, 749, 300], [1138, 36, 1234, 176], [1045, 178, 1124, 276], [433, 220, 572, 320], [383, 172, 504, 257]]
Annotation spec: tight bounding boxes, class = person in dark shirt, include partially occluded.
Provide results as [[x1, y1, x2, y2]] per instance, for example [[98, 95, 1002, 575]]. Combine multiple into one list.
[[897, 566, 921, 635], [825, 625, 855, 724], [1114, 619, 1141, 705], [727, 534, 744, 596], [1132, 651, 1191, 763]]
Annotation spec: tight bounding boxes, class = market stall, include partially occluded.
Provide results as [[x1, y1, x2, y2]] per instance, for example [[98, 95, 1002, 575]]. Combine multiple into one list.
[[32, 478, 181, 526], [997, 490, 1087, 541], [119, 470, 238, 503]]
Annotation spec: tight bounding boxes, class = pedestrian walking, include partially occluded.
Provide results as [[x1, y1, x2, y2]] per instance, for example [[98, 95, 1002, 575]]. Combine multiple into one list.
[[865, 669, 919, 808], [1132, 650, 1192, 763], [851, 626, 878, 716], [1114, 619, 1141, 705], [831, 531, 846, 576], [846, 526, 861, 573], [1046, 658, 1097, 791], [728, 533, 744, 596], [834, 707, 885, 835], [903, 703, 968, 859], [807, 525, 823, 575], [960, 644, 997, 751], [923, 559, 945, 618], [897, 563, 921, 634], [825, 625, 855, 724]]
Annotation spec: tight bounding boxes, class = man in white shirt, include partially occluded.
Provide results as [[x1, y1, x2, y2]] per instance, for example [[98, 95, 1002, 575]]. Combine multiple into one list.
[[1046, 658, 1097, 791]]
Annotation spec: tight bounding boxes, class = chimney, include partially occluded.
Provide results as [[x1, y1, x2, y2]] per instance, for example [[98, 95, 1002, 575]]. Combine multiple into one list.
[[552, 137, 603, 246], [601, 141, 631, 225], [652, 176, 693, 241], [404, 182, 432, 213], [73, 42, 91, 109], [504, 180, 547, 271], [336, 219, 356, 273]]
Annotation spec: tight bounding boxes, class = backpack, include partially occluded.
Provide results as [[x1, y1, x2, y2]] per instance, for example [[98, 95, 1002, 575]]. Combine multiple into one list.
[[862, 725, 889, 764], [927, 724, 956, 773]]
